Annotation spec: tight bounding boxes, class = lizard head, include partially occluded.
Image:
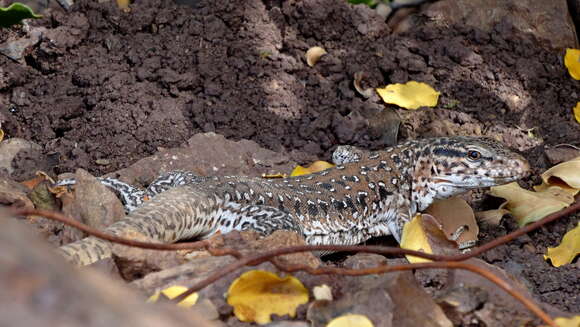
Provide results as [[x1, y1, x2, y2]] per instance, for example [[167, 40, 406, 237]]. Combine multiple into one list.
[[412, 136, 530, 210]]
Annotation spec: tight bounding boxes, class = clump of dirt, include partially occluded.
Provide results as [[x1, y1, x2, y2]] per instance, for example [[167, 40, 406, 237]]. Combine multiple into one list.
[[0, 0, 578, 314]]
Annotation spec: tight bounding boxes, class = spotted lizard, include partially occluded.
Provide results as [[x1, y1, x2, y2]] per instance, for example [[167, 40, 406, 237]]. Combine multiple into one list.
[[57, 136, 530, 266]]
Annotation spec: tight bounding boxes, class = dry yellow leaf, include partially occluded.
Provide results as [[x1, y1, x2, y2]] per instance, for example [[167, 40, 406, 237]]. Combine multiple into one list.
[[291, 161, 335, 177], [554, 315, 580, 327], [401, 215, 433, 263], [538, 156, 580, 192], [490, 183, 574, 226], [564, 48, 580, 80], [0, 129, 4, 143], [376, 81, 440, 110], [401, 213, 459, 263], [544, 222, 580, 267], [227, 270, 309, 325], [574, 102, 580, 124], [116, 0, 130, 9], [327, 314, 374, 327], [147, 285, 199, 307]]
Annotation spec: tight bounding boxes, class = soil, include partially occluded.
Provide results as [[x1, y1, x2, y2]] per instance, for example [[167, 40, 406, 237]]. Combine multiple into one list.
[[0, 0, 578, 317]]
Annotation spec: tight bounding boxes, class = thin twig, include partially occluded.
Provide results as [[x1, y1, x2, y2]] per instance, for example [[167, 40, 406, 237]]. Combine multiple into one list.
[[13, 198, 579, 262]]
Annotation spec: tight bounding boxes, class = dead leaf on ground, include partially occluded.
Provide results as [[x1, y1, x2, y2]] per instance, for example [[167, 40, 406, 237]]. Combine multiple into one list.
[[20, 171, 54, 190], [564, 48, 580, 80], [148, 285, 199, 307], [535, 155, 580, 195], [490, 183, 574, 226], [116, 0, 130, 11], [376, 81, 440, 110], [29, 181, 61, 212], [0, 129, 4, 143], [475, 209, 510, 226], [353, 72, 374, 98], [326, 314, 374, 327], [400, 214, 458, 263], [306, 46, 327, 67], [425, 197, 479, 247], [544, 222, 579, 267], [553, 315, 580, 327], [226, 270, 309, 325], [490, 156, 580, 226], [573, 102, 580, 124], [291, 161, 335, 177]]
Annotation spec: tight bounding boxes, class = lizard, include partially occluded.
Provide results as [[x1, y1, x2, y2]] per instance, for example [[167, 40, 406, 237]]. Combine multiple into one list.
[[56, 136, 530, 266]]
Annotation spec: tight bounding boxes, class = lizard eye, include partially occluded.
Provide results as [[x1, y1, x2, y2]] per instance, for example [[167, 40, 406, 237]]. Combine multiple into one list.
[[467, 150, 482, 161]]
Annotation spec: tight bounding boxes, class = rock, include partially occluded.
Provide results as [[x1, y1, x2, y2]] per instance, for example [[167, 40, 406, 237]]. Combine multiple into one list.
[[417, 258, 566, 325], [419, 0, 577, 50], [544, 146, 580, 165], [0, 176, 33, 209], [109, 133, 296, 186], [307, 253, 452, 327], [0, 210, 216, 327], [208, 230, 320, 269], [0, 27, 46, 62], [63, 168, 126, 229], [111, 230, 186, 281], [0, 138, 42, 179]]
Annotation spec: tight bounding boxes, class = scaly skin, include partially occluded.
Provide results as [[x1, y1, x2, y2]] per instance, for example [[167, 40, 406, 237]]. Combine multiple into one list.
[[58, 136, 530, 266]]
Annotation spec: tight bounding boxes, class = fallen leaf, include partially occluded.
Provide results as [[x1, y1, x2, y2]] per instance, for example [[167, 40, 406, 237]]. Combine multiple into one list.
[[544, 222, 579, 267], [116, 0, 130, 9], [353, 72, 374, 98], [425, 197, 479, 247], [535, 156, 580, 195], [20, 175, 46, 190], [401, 214, 457, 263], [306, 46, 327, 67], [401, 215, 433, 263], [376, 81, 440, 110], [564, 48, 580, 80], [0, 129, 4, 143], [475, 209, 510, 226], [227, 270, 309, 324], [554, 315, 580, 327], [147, 285, 199, 307], [327, 314, 374, 327], [490, 183, 574, 226], [574, 102, 580, 124], [291, 161, 335, 177], [0, 2, 42, 28]]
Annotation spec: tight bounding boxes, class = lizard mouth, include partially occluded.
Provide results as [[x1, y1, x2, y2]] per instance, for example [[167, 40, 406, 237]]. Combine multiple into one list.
[[433, 175, 520, 188]]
